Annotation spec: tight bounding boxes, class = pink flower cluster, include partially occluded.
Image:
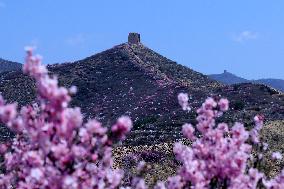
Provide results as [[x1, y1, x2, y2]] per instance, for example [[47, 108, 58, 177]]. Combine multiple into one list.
[[177, 93, 191, 111], [156, 96, 284, 189], [250, 115, 264, 144], [0, 48, 132, 188]]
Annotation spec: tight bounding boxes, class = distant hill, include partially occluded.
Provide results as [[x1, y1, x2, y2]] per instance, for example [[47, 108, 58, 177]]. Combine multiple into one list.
[[252, 79, 284, 92], [209, 70, 248, 84], [209, 70, 284, 92], [0, 58, 22, 73], [0, 34, 283, 145]]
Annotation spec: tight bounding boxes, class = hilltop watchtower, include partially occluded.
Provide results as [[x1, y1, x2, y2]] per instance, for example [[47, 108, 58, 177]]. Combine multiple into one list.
[[128, 33, 141, 44]]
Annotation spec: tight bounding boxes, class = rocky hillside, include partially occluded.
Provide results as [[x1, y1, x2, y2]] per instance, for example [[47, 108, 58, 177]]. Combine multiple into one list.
[[209, 70, 284, 92], [0, 37, 283, 145], [0, 58, 22, 73]]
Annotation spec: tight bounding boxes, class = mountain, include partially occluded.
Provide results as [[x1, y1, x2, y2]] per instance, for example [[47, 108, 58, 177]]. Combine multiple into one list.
[[209, 70, 284, 92], [0, 58, 22, 73], [0, 33, 283, 145], [0, 41, 220, 144]]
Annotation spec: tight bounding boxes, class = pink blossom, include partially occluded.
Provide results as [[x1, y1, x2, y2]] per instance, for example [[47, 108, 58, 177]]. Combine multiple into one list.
[[154, 181, 166, 189], [218, 98, 229, 111], [78, 127, 91, 143], [0, 144, 8, 154], [177, 93, 191, 111], [182, 123, 196, 140], [30, 168, 44, 181], [250, 115, 265, 144], [203, 97, 217, 110], [132, 177, 148, 189], [217, 123, 229, 133], [272, 152, 283, 160], [111, 116, 132, 140], [254, 114, 264, 124], [167, 176, 184, 189], [263, 142, 269, 151], [137, 161, 146, 172], [0, 103, 17, 124], [85, 119, 106, 135], [69, 86, 77, 94], [63, 176, 78, 189]]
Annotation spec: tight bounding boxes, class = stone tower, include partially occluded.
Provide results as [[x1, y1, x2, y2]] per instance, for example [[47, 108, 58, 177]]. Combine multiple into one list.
[[128, 33, 141, 44]]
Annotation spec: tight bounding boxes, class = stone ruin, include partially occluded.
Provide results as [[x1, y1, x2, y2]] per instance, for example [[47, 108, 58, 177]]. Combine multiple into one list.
[[128, 33, 141, 44]]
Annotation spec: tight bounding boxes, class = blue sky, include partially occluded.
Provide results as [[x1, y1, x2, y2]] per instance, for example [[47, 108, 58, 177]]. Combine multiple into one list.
[[0, 0, 284, 79]]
